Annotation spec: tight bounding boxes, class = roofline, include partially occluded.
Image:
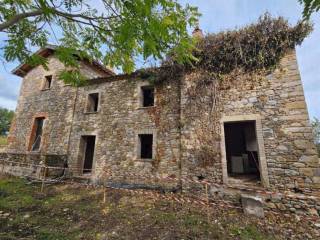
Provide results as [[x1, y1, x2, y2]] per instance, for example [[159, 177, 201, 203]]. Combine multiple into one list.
[[11, 45, 115, 77], [86, 65, 175, 85]]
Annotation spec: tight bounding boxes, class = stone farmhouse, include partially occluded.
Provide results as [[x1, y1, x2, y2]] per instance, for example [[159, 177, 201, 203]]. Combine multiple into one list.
[[2, 31, 320, 197]]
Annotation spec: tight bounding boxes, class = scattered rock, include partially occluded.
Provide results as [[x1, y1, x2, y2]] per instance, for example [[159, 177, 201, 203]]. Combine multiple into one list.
[[241, 194, 265, 218], [3, 213, 10, 217]]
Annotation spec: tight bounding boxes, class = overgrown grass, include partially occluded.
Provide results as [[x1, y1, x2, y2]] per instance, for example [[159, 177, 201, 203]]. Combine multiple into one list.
[[0, 135, 7, 146], [0, 175, 317, 239]]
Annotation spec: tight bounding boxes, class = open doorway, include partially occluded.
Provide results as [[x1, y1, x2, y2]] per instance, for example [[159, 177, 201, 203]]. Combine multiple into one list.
[[224, 121, 260, 183], [81, 136, 96, 174]]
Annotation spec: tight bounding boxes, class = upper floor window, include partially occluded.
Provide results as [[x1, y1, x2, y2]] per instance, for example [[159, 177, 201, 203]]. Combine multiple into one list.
[[141, 86, 154, 107], [42, 75, 52, 90], [86, 93, 99, 113]]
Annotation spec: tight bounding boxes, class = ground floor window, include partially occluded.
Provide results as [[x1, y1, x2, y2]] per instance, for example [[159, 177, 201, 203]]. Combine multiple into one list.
[[138, 134, 153, 159], [224, 121, 260, 183]]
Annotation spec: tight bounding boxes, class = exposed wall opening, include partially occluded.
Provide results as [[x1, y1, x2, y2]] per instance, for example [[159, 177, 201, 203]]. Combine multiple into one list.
[[139, 134, 153, 159], [81, 136, 96, 174], [86, 93, 99, 112], [224, 121, 260, 183], [141, 86, 154, 107], [43, 75, 52, 90], [30, 117, 45, 151]]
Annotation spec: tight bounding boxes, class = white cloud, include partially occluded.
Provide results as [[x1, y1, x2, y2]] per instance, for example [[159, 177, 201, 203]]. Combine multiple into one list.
[[0, 96, 17, 110]]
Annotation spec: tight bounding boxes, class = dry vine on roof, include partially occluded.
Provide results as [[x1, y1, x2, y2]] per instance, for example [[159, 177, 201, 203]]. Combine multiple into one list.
[[140, 13, 312, 84]]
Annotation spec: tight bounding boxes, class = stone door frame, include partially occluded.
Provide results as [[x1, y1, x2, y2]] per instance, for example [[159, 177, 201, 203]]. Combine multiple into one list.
[[220, 114, 270, 187], [77, 132, 99, 176]]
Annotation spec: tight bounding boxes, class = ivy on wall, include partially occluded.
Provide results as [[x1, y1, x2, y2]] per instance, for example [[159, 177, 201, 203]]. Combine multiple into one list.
[[141, 13, 313, 171]]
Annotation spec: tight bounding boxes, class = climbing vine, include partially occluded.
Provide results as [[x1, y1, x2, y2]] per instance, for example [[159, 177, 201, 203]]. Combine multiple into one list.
[[138, 13, 312, 84], [141, 13, 312, 170]]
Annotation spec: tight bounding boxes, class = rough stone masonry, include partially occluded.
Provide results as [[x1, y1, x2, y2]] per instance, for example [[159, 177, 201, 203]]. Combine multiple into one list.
[[1, 45, 320, 218]]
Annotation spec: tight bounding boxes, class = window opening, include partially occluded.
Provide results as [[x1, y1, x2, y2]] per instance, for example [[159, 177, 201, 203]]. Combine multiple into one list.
[[141, 86, 154, 107], [87, 93, 99, 112], [43, 75, 52, 89], [139, 134, 153, 159]]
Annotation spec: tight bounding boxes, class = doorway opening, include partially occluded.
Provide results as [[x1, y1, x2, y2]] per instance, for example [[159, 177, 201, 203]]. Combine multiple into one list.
[[29, 117, 45, 151], [224, 121, 260, 183], [81, 136, 96, 174]]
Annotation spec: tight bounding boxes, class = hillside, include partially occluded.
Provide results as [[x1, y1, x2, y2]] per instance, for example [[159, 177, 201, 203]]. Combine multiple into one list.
[[0, 174, 318, 240]]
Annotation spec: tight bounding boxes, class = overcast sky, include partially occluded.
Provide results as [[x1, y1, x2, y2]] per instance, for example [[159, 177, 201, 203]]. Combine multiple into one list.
[[0, 0, 319, 119]]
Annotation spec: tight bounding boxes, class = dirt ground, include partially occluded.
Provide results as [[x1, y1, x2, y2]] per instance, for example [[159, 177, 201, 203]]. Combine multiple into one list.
[[0, 174, 319, 240]]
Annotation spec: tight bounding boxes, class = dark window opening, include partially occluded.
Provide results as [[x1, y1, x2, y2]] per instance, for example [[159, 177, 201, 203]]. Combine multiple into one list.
[[43, 75, 52, 89], [141, 86, 154, 107], [82, 136, 96, 174], [224, 121, 260, 182], [31, 117, 45, 151], [139, 134, 153, 159], [87, 93, 99, 112]]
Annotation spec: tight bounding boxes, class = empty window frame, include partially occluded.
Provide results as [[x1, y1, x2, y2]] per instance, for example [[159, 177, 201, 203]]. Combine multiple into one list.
[[30, 117, 45, 151], [141, 86, 154, 107], [224, 121, 260, 182], [86, 93, 99, 112], [43, 75, 52, 90], [138, 134, 153, 159]]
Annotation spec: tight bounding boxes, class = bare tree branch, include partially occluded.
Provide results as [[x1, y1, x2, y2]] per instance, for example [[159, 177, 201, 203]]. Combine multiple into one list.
[[0, 9, 44, 31], [0, 5, 118, 32]]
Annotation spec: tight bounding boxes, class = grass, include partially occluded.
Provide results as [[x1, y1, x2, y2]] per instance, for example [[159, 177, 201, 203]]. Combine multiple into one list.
[[0, 135, 7, 146], [0, 174, 318, 240]]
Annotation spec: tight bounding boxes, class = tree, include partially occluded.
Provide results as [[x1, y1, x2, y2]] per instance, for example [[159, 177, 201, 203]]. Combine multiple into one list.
[[299, 0, 320, 20], [0, 107, 14, 135], [311, 117, 320, 156], [0, 0, 200, 84]]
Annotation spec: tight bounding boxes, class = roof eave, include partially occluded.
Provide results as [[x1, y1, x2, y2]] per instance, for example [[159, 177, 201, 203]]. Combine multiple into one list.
[[11, 45, 115, 77]]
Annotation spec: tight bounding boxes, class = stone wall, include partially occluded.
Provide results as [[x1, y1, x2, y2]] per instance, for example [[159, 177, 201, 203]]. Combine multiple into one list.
[[67, 78, 181, 189], [180, 50, 320, 192], [0, 152, 67, 178], [7, 56, 107, 155], [207, 184, 320, 219], [6, 51, 319, 193]]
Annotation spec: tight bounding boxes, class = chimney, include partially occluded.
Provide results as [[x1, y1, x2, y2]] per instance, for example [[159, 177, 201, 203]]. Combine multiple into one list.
[[192, 25, 204, 39]]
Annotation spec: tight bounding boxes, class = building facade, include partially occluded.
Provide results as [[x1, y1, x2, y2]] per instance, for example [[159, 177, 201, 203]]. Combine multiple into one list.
[[3, 46, 320, 193]]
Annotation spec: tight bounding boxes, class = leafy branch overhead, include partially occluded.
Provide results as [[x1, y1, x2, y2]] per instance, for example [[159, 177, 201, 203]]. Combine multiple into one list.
[[0, 0, 200, 83], [299, 0, 320, 20]]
